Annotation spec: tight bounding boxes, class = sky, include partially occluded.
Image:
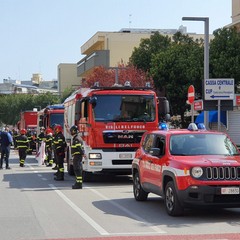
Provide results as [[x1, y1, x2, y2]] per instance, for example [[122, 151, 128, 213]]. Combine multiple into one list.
[[0, 0, 232, 83]]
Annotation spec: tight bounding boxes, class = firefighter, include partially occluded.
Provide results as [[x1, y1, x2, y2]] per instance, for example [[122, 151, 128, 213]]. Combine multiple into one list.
[[70, 125, 85, 189], [26, 129, 35, 154], [53, 125, 66, 181], [51, 123, 58, 170], [16, 129, 29, 167], [45, 128, 53, 167]]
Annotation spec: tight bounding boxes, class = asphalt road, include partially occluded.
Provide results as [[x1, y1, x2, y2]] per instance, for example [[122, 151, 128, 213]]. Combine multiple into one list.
[[0, 150, 240, 240]]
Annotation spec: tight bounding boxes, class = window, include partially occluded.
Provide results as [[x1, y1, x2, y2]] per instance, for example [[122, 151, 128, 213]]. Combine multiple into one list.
[[153, 135, 165, 155], [92, 94, 156, 122], [142, 134, 155, 153]]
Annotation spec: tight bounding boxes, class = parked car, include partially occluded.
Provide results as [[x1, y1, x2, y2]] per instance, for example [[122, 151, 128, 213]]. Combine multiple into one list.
[[132, 123, 240, 216]]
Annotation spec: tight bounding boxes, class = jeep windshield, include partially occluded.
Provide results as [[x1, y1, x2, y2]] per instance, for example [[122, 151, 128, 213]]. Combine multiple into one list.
[[170, 133, 240, 156], [92, 94, 156, 122]]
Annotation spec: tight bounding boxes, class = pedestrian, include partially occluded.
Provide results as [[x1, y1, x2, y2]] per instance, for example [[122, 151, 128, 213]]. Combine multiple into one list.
[[45, 128, 53, 167], [70, 125, 85, 189], [0, 126, 13, 169], [16, 129, 29, 167], [53, 125, 66, 181]]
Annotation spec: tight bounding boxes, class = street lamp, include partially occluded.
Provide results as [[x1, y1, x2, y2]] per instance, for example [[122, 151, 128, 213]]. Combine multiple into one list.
[[182, 17, 209, 128]]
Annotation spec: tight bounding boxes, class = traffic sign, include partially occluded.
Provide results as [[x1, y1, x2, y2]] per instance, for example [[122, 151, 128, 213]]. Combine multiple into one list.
[[204, 78, 234, 100], [188, 85, 195, 104], [194, 100, 203, 111]]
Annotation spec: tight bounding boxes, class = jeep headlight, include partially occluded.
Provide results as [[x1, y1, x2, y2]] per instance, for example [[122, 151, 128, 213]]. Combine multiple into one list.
[[191, 167, 203, 178]]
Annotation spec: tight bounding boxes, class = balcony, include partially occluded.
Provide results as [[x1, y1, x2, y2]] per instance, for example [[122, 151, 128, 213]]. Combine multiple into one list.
[[77, 50, 110, 77]]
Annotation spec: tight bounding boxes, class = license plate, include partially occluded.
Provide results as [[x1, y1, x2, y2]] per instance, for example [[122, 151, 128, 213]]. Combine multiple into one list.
[[119, 153, 132, 159], [221, 187, 239, 195]]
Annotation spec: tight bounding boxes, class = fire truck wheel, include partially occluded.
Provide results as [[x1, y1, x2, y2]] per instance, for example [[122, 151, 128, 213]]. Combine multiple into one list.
[[133, 172, 148, 201], [82, 171, 93, 182], [164, 181, 184, 216]]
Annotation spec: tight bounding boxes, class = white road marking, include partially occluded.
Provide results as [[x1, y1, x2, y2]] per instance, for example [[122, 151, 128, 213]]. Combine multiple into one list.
[[90, 188, 166, 234], [30, 165, 166, 236], [48, 184, 109, 236]]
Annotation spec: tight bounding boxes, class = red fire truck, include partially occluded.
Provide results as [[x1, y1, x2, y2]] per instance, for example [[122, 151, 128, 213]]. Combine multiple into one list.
[[17, 110, 38, 153], [64, 82, 169, 181], [18, 110, 38, 131], [37, 104, 64, 134]]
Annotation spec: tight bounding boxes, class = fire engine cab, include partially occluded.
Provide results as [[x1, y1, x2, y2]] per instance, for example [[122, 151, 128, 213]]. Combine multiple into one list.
[[132, 123, 240, 216], [37, 104, 64, 135], [64, 81, 169, 181]]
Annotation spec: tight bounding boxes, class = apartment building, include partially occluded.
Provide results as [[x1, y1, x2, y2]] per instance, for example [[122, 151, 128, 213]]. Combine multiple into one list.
[[58, 63, 81, 94], [232, 0, 240, 28], [77, 27, 208, 78], [225, 0, 240, 30]]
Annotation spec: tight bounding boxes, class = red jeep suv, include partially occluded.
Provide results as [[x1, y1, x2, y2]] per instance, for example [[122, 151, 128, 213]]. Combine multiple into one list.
[[132, 123, 240, 216]]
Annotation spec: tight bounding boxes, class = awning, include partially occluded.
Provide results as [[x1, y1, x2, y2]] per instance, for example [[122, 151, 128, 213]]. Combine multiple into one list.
[[195, 111, 226, 125]]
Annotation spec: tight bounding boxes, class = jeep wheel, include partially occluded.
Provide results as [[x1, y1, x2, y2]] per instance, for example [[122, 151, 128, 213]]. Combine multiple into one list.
[[164, 181, 184, 216], [133, 172, 148, 201]]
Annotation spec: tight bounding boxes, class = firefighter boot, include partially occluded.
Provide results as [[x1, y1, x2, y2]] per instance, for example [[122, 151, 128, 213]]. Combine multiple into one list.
[[72, 182, 82, 189], [54, 172, 64, 181], [52, 165, 58, 170]]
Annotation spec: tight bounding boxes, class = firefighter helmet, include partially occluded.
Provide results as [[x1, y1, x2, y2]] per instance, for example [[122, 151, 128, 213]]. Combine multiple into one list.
[[54, 125, 63, 133], [20, 129, 27, 135], [70, 125, 78, 136], [46, 128, 53, 135]]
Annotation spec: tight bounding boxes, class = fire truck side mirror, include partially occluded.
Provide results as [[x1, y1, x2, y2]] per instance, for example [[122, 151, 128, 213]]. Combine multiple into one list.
[[158, 99, 170, 114], [165, 113, 171, 122], [158, 98, 170, 121], [89, 96, 97, 108], [39, 121, 43, 127]]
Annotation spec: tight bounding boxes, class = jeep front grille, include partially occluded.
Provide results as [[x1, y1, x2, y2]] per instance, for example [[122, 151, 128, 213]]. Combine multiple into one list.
[[206, 167, 240, 180]]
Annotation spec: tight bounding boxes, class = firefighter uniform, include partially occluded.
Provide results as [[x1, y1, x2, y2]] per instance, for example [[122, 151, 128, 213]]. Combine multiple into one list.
[[70, 125, 85, 189], [16, 129, 29, 167], [45, 128, 53, 167], [53, 125, 66, 181], [26, 129, 35, 154]]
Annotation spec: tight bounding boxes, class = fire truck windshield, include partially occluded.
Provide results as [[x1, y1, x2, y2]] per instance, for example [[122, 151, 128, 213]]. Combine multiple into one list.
[[93, 94, 156, 122], [50, 113, 64, 127]]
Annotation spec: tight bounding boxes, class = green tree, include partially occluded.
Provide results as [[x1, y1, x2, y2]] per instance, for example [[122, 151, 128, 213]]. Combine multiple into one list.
[[150, 32, 204, 126], [210, 27, 240, 91], [0, 93, 61, 126], [60, 87, 74, 103], [129, 32, 171, 72]]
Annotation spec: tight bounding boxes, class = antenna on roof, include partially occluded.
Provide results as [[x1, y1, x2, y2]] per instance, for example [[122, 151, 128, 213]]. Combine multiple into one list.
[[129, 14, 132, 28]]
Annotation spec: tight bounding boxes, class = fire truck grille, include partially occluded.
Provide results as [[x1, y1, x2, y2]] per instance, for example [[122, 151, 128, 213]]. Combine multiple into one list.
[[103, 131, 144, 144], [205, 167, 240, 180]]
